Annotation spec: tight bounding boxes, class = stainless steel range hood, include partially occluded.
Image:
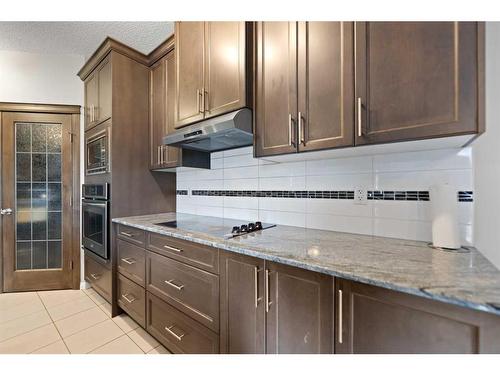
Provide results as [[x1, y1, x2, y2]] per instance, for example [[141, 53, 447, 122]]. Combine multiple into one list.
[[163, 108, 252, 153]]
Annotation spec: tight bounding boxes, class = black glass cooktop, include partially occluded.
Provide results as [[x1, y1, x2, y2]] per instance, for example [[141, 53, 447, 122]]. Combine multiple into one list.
[[155, 218, 276, 239]]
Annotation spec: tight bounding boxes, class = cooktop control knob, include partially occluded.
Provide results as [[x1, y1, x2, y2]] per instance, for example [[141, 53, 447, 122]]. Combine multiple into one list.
[[240, 224, 248, 232], [232, 226, 240, 234], [255, 221, 263, 230], [248, 223, 256, 231]]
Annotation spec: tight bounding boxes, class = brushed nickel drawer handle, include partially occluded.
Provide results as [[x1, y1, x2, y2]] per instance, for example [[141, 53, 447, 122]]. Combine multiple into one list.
[[121, 257, 136, 265], [288, 114, 295, 146], [265, 269, 272, 313], [121, 293, 136, 304], [357, 97, 363, 137], [254, 267, 262, 308], [298, 111, 305, 145], [164, 279, 184, 291], [120, 231, 134, 238], [165, 325, 185, 341], [163, 244, 182, 253], [90, 273, 101, 280], [338, 289, 343, 344]]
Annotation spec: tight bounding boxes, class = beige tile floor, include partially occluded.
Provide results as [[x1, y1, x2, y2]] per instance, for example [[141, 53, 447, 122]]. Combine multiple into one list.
[[0, 288, 170, 354]]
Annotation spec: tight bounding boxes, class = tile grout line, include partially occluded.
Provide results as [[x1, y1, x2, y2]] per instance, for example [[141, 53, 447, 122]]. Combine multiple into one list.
[[26, 291, 70, 354]]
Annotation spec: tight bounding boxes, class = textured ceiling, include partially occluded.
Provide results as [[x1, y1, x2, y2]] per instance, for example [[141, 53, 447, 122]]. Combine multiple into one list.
[[0, 22, 174, 59]]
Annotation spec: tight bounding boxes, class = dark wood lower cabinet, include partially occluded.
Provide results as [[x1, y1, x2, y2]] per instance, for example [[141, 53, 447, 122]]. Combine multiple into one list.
[[266, 262, 333, 354], [84, 252, 112, 303], [146, 292, 219, 354], [219, 252, 266, 354], [335, 279, 500, 354]]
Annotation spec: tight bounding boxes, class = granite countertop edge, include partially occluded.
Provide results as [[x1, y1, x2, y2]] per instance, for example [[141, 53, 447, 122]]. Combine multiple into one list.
[[112, 215, 500, 317]]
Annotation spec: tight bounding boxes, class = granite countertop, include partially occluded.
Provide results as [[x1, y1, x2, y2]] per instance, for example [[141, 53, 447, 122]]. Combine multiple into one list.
[[113, 212, 500, 316]]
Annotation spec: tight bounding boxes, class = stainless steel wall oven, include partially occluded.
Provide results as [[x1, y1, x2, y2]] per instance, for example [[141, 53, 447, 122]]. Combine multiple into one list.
[[82, 183, 109, 259]]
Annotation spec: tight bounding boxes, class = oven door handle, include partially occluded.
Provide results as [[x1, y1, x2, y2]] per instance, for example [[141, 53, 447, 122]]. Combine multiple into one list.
[[82, 200, 108, 207]]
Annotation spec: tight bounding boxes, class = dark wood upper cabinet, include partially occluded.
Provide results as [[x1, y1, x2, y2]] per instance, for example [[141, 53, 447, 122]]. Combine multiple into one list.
[[98, 58, 112, 123], [219, 252, 265, 354], [174, 21, 250, 129], [85, 57, 112, 131], [175, 22, 205, 128], [335, 279, 500, 354], [255, 22, 354, 157], [297, 22, 354, 152], [150, 48, 178, 169], [254, 22, 298, 157], [355, 22, 483, 145], [204, 22, 248, 118], [266, 261, 333, 354], [84, 72, 98, 130]]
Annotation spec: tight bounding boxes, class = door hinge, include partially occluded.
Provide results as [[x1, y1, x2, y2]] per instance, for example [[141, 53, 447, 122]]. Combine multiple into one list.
[[69, 132, 74, 143]]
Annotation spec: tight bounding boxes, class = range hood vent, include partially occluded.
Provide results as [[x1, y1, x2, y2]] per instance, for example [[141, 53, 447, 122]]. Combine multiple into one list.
[[163, 108, 252, 153]]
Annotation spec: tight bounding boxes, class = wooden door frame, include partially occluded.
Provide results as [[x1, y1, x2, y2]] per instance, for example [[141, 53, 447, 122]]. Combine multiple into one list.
[[0, 102, 81, 292]]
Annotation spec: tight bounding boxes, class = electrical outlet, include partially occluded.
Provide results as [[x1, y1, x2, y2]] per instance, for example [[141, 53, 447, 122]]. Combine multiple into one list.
[[354, 188, 367, 205]]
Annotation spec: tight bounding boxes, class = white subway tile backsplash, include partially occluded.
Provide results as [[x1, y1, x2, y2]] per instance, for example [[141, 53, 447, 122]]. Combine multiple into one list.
[[306, 156, 372, 175], [224, 166, 259, 180], [306, 174, 372, 190], [224, 178, 259, 190], [224, 207, 259, 221], [258, 197, 306, 213], [373, 148, 472, 173], [223, 146, 253, 157], [223, 153, 258, 168], [224, 196, 259, 210], [374, 169, 473, 191], [259, 210, 306, 227], [259, 176, 306, 190], [259, 161, 306, 177], [306, 199, 372, 217], [306, 213, 373, 235], [175, 146, 474, 245]]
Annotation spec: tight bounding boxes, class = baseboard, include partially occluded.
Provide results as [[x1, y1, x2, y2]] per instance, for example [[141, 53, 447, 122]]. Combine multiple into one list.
[[80, 280, 91, 290]]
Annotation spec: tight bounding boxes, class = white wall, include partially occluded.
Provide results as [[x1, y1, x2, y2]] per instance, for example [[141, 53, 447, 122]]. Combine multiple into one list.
[[0, 49, 86, 283], [473, 22, 500, 270], [0, 50, 84, 105], [177, 146, 474, 245]]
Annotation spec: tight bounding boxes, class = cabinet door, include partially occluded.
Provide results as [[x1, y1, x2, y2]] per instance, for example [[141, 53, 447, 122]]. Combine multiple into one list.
[[204, 22, 247, 118], [175, 21, 205, 128], [219, 252, 265, 354], [266, 261, 333, 354], [254, 22, 298, 157], [97, 57, 112, 123], [150, 58, 166, 168], [297, 22, 354, 152], [335, 279, 500, 354], [84, 72, 99, 130], [164, 50, 179, 165], [355, 22, 481, 145]]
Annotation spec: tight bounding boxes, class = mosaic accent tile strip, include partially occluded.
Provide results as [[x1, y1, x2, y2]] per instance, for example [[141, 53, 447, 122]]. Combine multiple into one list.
[[368, 191, 430, 201], [458, 191, 474, 202], [191, 190, 355, 199], [178, 190, 474, 202]]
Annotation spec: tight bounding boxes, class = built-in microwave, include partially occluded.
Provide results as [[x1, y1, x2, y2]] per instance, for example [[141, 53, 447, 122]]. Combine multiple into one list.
[[86, 128, 109, 175]]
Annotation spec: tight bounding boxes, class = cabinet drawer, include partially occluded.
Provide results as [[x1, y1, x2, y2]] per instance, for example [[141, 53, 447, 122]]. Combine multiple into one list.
[[117, 239, 146, 286], [146, 251, 219, 332], [117, 274, 146, 327], [117, 224, 146, 247], [84, 254, 111, 303], [146, 292, 219, 354], [147, 233, 219, 274]]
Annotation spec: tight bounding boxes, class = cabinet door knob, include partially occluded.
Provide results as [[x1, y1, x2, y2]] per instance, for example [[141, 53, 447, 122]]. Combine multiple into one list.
[[165, 325, 185, 341], [288, 114, 296, 147], [121, 293, 136, 304], [298, 111, 306, 145]]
